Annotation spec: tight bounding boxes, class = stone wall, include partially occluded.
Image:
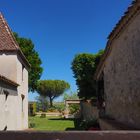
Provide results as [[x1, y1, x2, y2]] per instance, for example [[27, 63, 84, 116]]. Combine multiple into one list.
[[0, 81, 18, 130], [0, 131, 140, 140], [103, 12, 140, 129], [80, 100, 98, 121]]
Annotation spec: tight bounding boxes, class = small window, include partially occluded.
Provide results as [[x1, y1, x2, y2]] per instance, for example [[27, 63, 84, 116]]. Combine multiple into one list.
[[21, 94, 25, 112], [3, 90, 9, 101]]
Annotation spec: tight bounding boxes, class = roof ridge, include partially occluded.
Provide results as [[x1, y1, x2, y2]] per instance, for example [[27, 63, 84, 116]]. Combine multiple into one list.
[[108, 0, 140, 40], [94, 0, 140, 79], [0, 12, 30, 68], [0, 13, 19, 50]]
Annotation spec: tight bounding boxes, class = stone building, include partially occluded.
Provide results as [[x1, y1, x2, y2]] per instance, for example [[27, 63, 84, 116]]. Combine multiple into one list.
[[0, 13, 30, 130], [95, 0, 140, 129]]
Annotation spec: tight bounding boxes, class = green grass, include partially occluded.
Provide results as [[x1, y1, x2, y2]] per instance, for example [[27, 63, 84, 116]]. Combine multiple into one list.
[[29, 116, 75, 131]]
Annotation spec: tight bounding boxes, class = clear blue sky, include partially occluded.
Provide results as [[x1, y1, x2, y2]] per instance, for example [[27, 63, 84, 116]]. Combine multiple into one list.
[[1, 0, 132, 101]]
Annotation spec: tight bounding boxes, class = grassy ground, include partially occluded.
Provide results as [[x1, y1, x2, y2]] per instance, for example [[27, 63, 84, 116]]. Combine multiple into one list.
[[29, 116, 75, 131]]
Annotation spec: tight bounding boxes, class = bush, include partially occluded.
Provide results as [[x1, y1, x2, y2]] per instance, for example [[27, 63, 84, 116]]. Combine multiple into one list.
[[69, 104, 80, 114], [47, 106, 57, 112], [36, 96, 49, 112], [29, 123, 36, 128], [29, 102, 36, 116], [79, 119, 100, 130], [32, 102, 36, 115], [40, 113, 46, 118], [54, 103, 65, 112], [47, 103, 65, 113]]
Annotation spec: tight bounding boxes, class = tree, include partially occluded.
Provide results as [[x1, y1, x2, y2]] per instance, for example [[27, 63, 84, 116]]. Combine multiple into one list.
[[14, 33, 43, 92], [37, 80, 70, 107], [71, 50, 104, 99], [35, 96, 49, 112], [63, 92, 79, 101]]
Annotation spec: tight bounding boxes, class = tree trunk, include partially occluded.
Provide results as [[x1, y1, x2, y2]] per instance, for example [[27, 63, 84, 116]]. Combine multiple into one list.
[[49, 97, 53, 107]]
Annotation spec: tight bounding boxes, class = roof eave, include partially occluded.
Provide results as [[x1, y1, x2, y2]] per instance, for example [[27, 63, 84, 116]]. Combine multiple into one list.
[[0, 75, 19, 87], [94, 0, 140, 80]]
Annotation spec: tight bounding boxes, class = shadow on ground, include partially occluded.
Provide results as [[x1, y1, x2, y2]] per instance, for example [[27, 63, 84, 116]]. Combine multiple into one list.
[[48, 118, 74, 121], [65, 118, 83, 131], [65, 128, 78, 131], [48, 118, 82, 131], [48, 117, 84, 131]]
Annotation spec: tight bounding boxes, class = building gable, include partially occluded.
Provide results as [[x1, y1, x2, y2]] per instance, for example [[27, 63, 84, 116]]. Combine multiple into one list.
[[94, 0, 140, 80], [0, 13, 30, 69]]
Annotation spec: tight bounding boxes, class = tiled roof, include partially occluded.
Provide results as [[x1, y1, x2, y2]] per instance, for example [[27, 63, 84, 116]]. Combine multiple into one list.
[[0, 74, 19, 87], [0, 13, 30, 68], [94, 0, 140, 79], [0, 14, 19, 51], [108, 0, 139, 40]]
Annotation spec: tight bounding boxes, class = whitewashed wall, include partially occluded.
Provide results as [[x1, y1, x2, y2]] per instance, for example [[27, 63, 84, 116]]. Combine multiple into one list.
[[0, 82, 18, 130], [0, 52, 28, 130]]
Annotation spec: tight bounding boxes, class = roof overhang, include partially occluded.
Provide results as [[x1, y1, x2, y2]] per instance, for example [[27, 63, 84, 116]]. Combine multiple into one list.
[[94, 0, 140, 80], [0, 75, 19, 87]]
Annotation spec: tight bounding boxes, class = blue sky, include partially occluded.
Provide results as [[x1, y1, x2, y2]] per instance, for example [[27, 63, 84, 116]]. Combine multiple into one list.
[[1, 0, 132, 101]]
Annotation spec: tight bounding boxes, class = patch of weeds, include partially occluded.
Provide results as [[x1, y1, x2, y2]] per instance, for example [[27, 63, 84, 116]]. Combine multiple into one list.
[[29, 123, 36, 128], [76, 119, 100, 130], [40, 113, 46, 118]]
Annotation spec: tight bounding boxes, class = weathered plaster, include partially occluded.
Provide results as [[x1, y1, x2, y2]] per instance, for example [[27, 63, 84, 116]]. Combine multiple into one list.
[[0, 52, 28, 130], [104, 12, 140, 128]]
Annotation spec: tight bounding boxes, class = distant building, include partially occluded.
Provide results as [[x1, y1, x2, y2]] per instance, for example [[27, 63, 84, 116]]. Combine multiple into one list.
[[0, 13, 30, 130], [95, 0, 140, 129]]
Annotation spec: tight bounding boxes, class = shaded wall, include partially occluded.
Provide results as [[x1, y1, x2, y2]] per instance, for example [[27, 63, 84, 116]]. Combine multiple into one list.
[[80, 100, 98, 121], [16, 56, 28, 130], [0, 81, 18, 130], [103, 12, 140, 128]]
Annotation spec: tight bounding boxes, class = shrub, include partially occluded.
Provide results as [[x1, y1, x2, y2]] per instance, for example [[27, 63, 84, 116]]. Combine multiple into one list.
[[79, 119, 99, 130], [29, 123, 36, 128], [40, 113, 46, 118], [54, 103, 65, 112], [29, 102, 36, 116], [47, 106, 57, 112], [69, 104, 80, 114]]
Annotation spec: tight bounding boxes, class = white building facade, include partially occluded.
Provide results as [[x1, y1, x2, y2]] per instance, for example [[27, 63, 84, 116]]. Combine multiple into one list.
[[0, 13, 30, 130]]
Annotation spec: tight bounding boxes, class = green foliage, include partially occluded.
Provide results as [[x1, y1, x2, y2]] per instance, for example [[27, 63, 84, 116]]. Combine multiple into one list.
[[32, 102, 36, 115], [13, 33, 43, 92], [71, 50, 104, 99], [29, 116, 74, 131], [29, 122, 36, 128], [63, 92, 79, 101], [69, 104, 80, 114], [76, 119, 99, 130], [36, 96, 49, 112], [80, 119, 99, 130], [29, 102, 36, 116], [37, 80, 70, 107], [47, 106, 57, 112], [53, 103, 65, 112], [40, 113, 46, 118], [47, 103, 65, 112]]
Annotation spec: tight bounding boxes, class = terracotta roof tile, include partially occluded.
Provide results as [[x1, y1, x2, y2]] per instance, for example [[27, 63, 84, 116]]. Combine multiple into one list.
[[108, 0, 139, 40], [0, 13, 30, 68], [94, 0, 140, 79], [0, 13, 18, 51]]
